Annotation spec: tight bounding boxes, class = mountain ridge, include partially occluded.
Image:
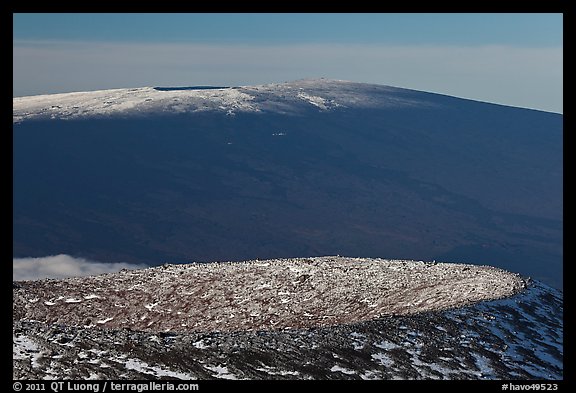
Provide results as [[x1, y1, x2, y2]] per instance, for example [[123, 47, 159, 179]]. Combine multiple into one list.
[[12, 79, 432, 123], [14, 79, 558, 124]]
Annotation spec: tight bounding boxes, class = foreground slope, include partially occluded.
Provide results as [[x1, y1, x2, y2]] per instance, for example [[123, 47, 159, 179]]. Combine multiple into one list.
[[13, 257, 562, 380], [13, 79, 563, 288], [13, 257, 525, 332]]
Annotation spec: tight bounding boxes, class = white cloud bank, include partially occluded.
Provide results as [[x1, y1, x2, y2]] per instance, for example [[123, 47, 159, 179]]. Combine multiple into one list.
[[13, 254, 147, 281]]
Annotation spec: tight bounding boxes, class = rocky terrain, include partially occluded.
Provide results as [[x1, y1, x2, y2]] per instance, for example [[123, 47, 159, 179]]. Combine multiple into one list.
[[13, 257, 563, 380], [13, 257, 525, 332]]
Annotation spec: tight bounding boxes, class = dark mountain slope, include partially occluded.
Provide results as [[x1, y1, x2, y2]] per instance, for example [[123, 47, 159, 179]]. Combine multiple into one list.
[[13, 80, 563, 288]]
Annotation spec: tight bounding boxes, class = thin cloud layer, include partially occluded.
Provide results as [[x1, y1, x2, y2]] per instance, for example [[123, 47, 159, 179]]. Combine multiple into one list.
[[13, 41, 562, 113], [13, 254, 147, 281]]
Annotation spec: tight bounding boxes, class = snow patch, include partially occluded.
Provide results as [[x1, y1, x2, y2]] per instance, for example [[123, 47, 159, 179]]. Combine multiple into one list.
[[123, 357, 193, 379], [204, 365, 238, 380], [13, 335, 43, 368], [96, 317, 114, 324], [193, 340, 210, 350], [330, 365, 356, 375], [371, 352, 394, 367], [297, 92, 330, 110], [374, 340, 400, 350]]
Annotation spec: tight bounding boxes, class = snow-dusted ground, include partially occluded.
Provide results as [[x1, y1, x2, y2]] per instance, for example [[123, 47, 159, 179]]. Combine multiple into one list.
[[13, 257, 524, 333], [13, 256, 562, 380], [13, 79, 436, 123], [13, 273, 562, 380]]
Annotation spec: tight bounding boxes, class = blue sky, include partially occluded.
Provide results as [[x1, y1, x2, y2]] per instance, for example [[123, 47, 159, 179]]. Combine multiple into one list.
[[13, 13, 563, 112]]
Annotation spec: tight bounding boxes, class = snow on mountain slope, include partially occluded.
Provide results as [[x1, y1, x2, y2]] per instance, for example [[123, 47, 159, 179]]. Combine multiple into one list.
[[12, 257, 562, 380], [12, 79, 435, 123], [13, 86, 258, 123]]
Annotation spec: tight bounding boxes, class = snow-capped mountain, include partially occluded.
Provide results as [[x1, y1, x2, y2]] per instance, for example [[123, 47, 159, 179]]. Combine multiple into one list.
[[13, 79, 562, 289], [13, 257, 562, 380], [13, 79, 433, 123]]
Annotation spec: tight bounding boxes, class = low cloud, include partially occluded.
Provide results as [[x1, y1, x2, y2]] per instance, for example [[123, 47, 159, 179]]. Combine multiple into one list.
[[13, 254, 147, 281]]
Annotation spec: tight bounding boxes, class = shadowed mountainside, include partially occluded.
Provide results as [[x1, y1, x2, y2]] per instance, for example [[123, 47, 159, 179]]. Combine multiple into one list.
[[13, 79, 563, 288]]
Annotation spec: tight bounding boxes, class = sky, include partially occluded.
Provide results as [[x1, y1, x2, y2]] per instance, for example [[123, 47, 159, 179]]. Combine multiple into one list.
[[13, 13, 562, 112]]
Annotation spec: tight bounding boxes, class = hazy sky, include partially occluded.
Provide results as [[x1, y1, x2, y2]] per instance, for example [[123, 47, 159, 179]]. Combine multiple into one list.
[[13, 13, 563, 113]]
